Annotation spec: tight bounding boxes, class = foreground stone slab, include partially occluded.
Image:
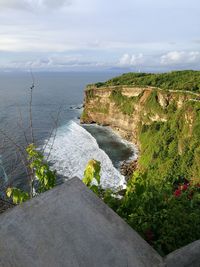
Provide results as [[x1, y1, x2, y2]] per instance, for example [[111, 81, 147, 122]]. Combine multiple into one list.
[[0, 178, 163, 267], [165, 240, 200, 267]]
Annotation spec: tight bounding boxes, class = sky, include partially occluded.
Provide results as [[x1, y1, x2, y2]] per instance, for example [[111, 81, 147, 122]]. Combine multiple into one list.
[[0, 0, 200, 72]]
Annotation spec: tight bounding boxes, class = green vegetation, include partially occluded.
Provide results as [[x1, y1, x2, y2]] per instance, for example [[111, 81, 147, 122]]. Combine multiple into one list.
[[110, 89, 136, 115], [83, 79, 200, 255], [7, 144, 56, 204], [95, 70, 200, 92], [80, 109, 90, 122], [138, 100, 200, 184], [6, 70, 200, 255], [114, 97, 200, 254], [85, 160, 200, 256], [27, 144, 56, 193], [113, 172, 200, 256], [145, 90, 165, 115], [83, 159, 103, 195], [86, 89, 96, 98], [6, 188, 29, 204]]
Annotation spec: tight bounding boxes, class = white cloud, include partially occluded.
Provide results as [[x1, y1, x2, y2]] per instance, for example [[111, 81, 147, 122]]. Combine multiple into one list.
[[0, 0, 71, 10], [160, 51, 200, 65], [43, 0, 71, 8], [0, 0, 199, 72], [0, 34, 75, 52], [118, 53, 144, 66], [0, 0, 28, 10], [0, 54, 107, 70]]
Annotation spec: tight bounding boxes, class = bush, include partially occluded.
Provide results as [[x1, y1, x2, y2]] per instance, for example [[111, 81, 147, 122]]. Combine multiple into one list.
[[107, 172, 200, 255]]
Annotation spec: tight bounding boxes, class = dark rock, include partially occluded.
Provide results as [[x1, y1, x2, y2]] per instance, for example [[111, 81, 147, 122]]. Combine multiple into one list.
[[120, 160, 138, 181]]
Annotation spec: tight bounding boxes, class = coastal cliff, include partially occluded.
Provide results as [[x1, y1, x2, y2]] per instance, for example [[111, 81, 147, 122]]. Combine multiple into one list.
[[80, 71, 200, 254], [81, 71, 200, 184], [81, 85, 199, 146]]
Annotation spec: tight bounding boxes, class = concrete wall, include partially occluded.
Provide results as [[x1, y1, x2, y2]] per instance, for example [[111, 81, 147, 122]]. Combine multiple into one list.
[[0, 178, 199, 267], [165, 240, 200, 267], [0, 178, 163, 267]]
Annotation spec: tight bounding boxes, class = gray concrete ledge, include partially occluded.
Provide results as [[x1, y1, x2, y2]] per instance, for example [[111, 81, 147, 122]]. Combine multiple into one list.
[[0, 178, 163, 267], [0, 178, 199, 267], [165, 240, 200, 267]]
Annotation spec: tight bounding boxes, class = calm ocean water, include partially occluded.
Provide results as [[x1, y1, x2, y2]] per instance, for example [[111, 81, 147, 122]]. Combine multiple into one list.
[[0, 72, 136, 191]]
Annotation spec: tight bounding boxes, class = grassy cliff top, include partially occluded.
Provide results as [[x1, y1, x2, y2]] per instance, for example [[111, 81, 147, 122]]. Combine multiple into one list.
[[93, 70, 200, 92]]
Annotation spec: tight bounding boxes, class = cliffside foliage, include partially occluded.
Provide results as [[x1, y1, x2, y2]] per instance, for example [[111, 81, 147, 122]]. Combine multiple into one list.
[[145, 90, 164, 114], [114, 172, 200, 256], [110, 90, 135, 115], [7, 144, 56, 204], [112, 90, 200, 255], [85, 162, 200, 256], [139, 100, 200, 184], [83, 73, 200, 255], [94, 70, 200, 92]]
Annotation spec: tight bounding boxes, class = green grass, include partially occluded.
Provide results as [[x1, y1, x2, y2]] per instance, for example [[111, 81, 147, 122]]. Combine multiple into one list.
[[138, 101, 200, 184], [145, 90, 164, 115], [110, 89, 137, 115]]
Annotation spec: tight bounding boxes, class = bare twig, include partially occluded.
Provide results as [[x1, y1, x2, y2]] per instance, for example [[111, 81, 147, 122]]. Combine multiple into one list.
[[16, 105, 29, 146], [43, 106, 62, 160], [29, 69, 35, 144], [1, 70, 61, 200], [0, 129, 30, 178], [7, 151, 24, 178], [0, 129, 27, 161]]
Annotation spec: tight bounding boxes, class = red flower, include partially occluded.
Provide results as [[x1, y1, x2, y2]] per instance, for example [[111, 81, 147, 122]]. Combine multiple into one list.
[[145, 229, 154, 243], [182, 184, 188, 191], [174, 189, 181, 197], [178, 183, 189, 191]]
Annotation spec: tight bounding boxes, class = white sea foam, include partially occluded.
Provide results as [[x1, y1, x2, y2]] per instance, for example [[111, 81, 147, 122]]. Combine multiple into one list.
[[86, 124, 138, 162], [44, 121, 126, 189], [106, 127, 138, 162]]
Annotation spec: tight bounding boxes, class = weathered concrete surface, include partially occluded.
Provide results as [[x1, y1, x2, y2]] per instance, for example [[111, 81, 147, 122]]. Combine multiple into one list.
[[0, 178, 163, 267], [165, 240, 200, 267]]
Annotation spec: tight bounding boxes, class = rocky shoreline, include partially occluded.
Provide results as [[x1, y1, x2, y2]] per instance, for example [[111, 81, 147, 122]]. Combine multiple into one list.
[[120, 159, 138, 182]]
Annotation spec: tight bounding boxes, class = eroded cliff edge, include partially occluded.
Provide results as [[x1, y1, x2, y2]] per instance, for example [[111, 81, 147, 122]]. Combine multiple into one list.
[[81, 84, 199, 148], [80, 75, 200, 254]]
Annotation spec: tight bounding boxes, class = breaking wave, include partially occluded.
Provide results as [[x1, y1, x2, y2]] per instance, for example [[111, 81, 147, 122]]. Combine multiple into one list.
[[44, 121, 126, 189]]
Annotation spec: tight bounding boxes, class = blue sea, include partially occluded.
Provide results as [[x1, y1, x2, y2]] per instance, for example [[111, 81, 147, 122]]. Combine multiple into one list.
[[0, 72, 136, 192]]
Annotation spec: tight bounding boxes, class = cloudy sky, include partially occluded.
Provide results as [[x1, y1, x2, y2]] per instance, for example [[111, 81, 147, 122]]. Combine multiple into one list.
[[0, 0, 200, 71]]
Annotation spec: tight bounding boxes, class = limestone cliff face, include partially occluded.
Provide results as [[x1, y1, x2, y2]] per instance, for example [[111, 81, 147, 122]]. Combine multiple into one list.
[[81, 85, 199, 146]]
